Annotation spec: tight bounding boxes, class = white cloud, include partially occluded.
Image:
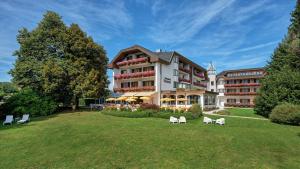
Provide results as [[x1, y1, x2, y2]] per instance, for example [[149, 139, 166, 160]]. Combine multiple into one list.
[[149, 0, 236, 44]]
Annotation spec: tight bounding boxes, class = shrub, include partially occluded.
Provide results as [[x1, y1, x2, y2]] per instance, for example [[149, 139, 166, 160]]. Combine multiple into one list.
[[188, 104, 202, 118], [140, 103, 160, 111], [102, 110, 148, 118], [1, 89, 58, 117], [269, 103, 300, 125]]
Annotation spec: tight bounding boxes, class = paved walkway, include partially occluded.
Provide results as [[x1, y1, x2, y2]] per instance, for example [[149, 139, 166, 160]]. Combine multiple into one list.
[[203, 108, 268, 121]]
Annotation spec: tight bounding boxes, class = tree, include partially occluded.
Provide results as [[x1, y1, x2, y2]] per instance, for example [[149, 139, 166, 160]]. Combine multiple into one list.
[[255, 1, 300, 117], [11, 11, 108, 109]]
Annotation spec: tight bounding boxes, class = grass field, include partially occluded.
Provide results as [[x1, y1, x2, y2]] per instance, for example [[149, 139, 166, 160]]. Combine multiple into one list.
[[0, 110, 299, 169], [224, 108, 265, 118]]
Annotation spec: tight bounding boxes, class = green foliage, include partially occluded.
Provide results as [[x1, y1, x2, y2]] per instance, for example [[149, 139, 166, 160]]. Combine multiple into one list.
[[188, 104, 203, 118], [10, 11, 108, 108], [140, 104, 160, 111], [255, 1, 300, 117], [0, 82, 18, 101], [102, 110, 149, 118], [1, 89, 58, 117], [269, 103, 300, 125]]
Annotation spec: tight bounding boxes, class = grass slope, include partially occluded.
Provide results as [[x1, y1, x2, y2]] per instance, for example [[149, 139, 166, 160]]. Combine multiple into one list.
[[0, 111, 299, 169], [225, 108, 265, 118]]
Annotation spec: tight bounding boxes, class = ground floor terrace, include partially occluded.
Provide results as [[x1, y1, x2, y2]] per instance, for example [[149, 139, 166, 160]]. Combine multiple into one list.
[[108, 89, 218, 110]]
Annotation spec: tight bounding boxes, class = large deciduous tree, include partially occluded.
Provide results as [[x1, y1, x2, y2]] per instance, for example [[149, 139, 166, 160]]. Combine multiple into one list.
[[11, 11, 108, 109], [255, 1, 300, 117]]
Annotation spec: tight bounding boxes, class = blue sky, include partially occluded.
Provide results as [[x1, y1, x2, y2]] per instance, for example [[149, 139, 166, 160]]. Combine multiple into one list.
[[0, 0, 296, 82]]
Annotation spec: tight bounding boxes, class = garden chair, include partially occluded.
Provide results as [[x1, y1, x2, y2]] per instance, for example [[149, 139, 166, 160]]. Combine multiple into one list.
[[169, 116, 178, 124], [17, 114, 30, 124], [3, 115, 13, 125], [179, 116, 186, 124], [216, 118, 225, 125], [203, 117, 213, 124]]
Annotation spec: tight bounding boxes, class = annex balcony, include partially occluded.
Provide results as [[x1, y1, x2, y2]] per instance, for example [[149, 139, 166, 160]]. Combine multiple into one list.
[[113, 86, 155, 92], [224, 103, 254, 107], [194, 72, 205, 78], [114, 70, 155, 80], [224, 83, 260, 87], [224, 92, 257, 96], [179, 67, 191, 74], [116, 57, 148, 67], [193, 82, 207, 88], [179, 78, 191, 83]]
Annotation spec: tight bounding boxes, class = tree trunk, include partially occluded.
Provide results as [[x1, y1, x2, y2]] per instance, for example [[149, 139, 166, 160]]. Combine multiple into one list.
[[71, 95, 79, 111]]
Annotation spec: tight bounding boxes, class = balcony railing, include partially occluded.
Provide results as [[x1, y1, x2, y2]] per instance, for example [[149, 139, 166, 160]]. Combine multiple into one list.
[[193, 82, 207, 87], [179, 67, 191, 73], [114, 70, 155, 80], [224, 92, 257, 96], [194, 72, 205, 78], [224, 83, 260, 87], [116, 57, 148, 67], [225, 103, 254, 107], [114, 86, 155, 92], [179, 78, 191, 83]]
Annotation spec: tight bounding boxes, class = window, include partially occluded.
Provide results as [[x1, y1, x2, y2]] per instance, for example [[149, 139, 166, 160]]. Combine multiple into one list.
[[121, 82, 130, 88], [143, 80, 154, 86], [211, 89, 214, 92], [143, 66, 154, 71], [227, 99, 236, 103], [240, 88, 250, 92], [240, 99, 250, 104], [121, 70, 127, 74], [131, 82, 138, 87], [204, 96, 208, 105], [211, 81, 214, 86], [173, 82, 178, 88], [253, 88, 257, 92], [173, 69, 178, 76], [173, 56, 178, 63]]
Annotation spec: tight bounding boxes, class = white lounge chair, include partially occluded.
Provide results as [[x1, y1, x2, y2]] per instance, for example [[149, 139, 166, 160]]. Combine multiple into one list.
[[216, 118, 225, 125], [179, 116, 186, 124], [169, 116, 178, 124], [203, 117, 213, 124], [17, 114, 30, 124], [3, 115, 13, 125]]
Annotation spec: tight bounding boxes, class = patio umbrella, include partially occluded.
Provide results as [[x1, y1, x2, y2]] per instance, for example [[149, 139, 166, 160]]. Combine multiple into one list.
[[160, 98, 171, 102], [129, 96, 138, 99], [140, 96, 150, 100], [116, 97, 127, 101], [126, 98, 136, 102], [106, 98, 116, 101], [177, 98, 187, 101]]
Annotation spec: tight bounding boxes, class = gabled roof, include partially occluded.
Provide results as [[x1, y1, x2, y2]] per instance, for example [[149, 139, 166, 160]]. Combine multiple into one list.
[[108, 45, 206, 71]]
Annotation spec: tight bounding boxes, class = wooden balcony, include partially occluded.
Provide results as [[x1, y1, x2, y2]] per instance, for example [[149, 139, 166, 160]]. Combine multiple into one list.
[[224, 92, 257, 96], [116, 57, 148, 67], [113, 86, 155, 92], [179, 78, 191, 83], [179, 67, 191, 74], [114, 70, 155, 80], [224, 83, 260, 87], [193, 82, 207, 87]]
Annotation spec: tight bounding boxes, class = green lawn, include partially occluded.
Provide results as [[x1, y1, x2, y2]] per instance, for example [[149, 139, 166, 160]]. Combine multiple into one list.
[[1, 111, 299, 169], [225, 108, 265, 118]]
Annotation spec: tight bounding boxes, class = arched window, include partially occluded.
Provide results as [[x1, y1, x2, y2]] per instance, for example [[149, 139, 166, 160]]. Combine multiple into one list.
[[204, 96, 208, 105], [177, 95, 185, 105]]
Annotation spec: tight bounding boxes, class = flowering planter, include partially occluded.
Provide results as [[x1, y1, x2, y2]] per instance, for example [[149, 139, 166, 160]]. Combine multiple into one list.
[[193, 82, 207, 87]]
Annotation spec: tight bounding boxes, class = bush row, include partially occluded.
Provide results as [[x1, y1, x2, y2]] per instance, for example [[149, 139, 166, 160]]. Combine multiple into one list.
[[102, 104, 203, 120]]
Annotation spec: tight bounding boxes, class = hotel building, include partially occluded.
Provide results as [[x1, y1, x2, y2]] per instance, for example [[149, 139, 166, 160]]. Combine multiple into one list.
[[215, 68, 265, 107], [108, 45, 218, 109]]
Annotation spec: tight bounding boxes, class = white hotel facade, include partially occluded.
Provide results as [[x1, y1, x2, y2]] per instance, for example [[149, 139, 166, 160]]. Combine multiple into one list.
[[108, 45, 218, 110]]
